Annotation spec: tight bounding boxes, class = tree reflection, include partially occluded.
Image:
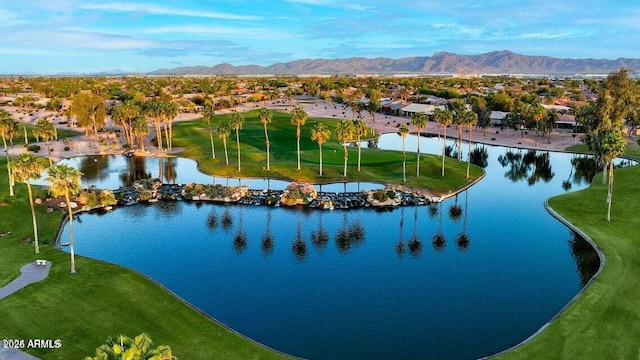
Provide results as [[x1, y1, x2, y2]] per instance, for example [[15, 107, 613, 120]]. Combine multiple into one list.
[[469, 146, 489, 168], [232, 207, 247, 254], [407, 207, 422, 257], [261, 210, 274, 257], [449, 194, 462, 222], [221, 207, 233, 232], [335, 212, 365, 253], [164, 157, 177, 184], [207, 208, 218, 232], [78, 155, 110, 183], [395, 207, 405, 257], [292, 220, 307, 260], [455, 190, 470, 251], [571, 156, 597, 186], [568, 232, 600, 286], [498, 149, 554, 185], [120, 156, 151, 186], [433, 203, 446, 251], [311, 212, 329, 251], [156, 199, 181, 217]]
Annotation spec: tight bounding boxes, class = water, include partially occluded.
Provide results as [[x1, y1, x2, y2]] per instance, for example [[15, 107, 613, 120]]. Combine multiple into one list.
[[56, 135, 621, 360]]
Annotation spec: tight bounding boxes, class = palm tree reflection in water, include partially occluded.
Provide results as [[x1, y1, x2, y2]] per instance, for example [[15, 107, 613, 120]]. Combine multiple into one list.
[[456, 190, 471, 251], [261, 210, 274, 257], [432, 203, 446, 251], [407, 207, 423, 256]]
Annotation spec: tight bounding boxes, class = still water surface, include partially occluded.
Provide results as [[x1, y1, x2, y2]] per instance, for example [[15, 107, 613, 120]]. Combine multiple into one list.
[[57, 135, 614, 359]]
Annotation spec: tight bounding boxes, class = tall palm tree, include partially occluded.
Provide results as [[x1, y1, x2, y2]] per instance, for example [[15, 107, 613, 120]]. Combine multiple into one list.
[[112, 100, 141, 148], [600, 129, 626, 222], [434, 108, 453, 177], [410, 112, 428, 177], [0, 110, 17, 196], [217, 121, 231, 166], [398, 123, 410, 182], [447, 100, 467, 161], [202, 105, 216, 159], [335, 119, 354, 177], [352, 119, 367, 171], [131, 116, 149, 152], [143, 99, 164, 151], [258, 107, 273, 170], [228, 111, 245, 172], [47, 164, 82, 274], [9, 153, 45, 253], [463, 110, 478, 178], [310, 122, 331, 176], [290, 106, 308, 170], [158, 100, 178, 151], [33, 118, 57, 167]]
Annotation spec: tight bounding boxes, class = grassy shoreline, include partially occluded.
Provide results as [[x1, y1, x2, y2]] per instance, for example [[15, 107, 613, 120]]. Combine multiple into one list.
[[497, 162, 640, 359]]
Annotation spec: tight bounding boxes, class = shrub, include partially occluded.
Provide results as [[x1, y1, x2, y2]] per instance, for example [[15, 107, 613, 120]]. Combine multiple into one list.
[[27, 144, 41, 152], [372, 190, 388, 202]]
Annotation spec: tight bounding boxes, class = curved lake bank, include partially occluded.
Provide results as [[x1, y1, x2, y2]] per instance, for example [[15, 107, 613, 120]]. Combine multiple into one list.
[[56, 136, 630, 359]]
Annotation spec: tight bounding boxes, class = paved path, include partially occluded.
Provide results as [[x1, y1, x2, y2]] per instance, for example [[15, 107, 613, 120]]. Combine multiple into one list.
[[0, 262, 51, 360]]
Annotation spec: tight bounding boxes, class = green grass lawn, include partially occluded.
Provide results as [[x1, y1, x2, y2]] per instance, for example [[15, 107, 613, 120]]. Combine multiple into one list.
[[498, 165, 640, 359], [0, 157, 290, 359], [566, 136, 640, 161], [172, 110, 482, 195]]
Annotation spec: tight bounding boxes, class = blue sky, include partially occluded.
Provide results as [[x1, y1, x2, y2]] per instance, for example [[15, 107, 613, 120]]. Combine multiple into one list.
[[1, 0, 640, 74]]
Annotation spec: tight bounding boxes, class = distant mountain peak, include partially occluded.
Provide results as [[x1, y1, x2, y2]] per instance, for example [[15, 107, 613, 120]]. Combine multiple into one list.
[[148, 51, 640, 76]]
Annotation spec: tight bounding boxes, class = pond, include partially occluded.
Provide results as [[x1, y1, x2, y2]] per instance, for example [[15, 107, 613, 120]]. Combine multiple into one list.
[[56, 134, 626, 360]]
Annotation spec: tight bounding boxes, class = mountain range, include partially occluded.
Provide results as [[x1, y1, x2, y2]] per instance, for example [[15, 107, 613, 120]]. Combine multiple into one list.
[[149, 50, 640, 76]]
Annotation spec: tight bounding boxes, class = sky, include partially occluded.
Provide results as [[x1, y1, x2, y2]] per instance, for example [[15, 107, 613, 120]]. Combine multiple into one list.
[[1, 0, 640, 74]]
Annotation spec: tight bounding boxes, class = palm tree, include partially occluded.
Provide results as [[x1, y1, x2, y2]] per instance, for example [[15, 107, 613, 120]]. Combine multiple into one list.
[[202, 105, 216, 159], [310, 122, 331, 176], [258, 107, 273, 170], [217, 121, 231, 165], [112, 100, 141, 148], [9, 153, 45, 253], [335, 119, 354, 177], [144, 99, 163, 151], [228, 111, 245, 172], [600, 129, 626, 222], [85, 332, 173, 360], [33, 118, 57, 167], [0, 110, 17, 196], [47, 164, 82, 274], [410, 112, 427, 177], [434, 108, 453, 177], [462, 110, 478, 178], [398, 123, 410, 182], [290, 106, 308, 170], [131, 116, 149, 152], [352, 119, 367, 171]]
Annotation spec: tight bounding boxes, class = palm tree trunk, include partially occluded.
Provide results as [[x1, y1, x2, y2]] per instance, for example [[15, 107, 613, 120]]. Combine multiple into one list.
[[2, 135, 13, 196], [318, 144, 323, 176], [402, 140, 406, 182], [607, 161, 614, 222], [163, 122, 170, 152], [154, 120, 163, 150], [602, 162, 607, 185], [467, 124, 472, 178], [296, 126, 301, 170], [27, 182, 39, 254], [442, 126, 447, 177], [264, 124, 270, 170], [416, 130, 421, 177], [357, 139, 362, 172], [343, 145, 348, 177], [46, 141, 53, 167], [65, 192, 76, 274], [235, 129, 241, 172], [457, 125, 462, 161], [223, 138, 229, 165], [169, 119, 173, 150]]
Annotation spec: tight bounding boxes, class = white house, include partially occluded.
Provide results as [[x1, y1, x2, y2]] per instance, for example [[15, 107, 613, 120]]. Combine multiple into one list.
[[489, 111, 510, 126], [400, 103, 436, 117]]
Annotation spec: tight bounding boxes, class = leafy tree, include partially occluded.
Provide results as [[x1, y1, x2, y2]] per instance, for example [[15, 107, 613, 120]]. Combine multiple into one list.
[[202, 105, 216, 159], [410, 112, 428, 176], [0, 110, 17, 196], [434, 108, 453, 177], [228, 111, 245, 172], [290, 106, 308, 170], [310, 122, 331, 176], [71, 92, 106, 140], [258, 107, 273, 170], [33, 118, 57, 167], [469, 95, 491, 135], [84, 332, 174, 360], [217, 121, 231, 166], [352, 119, 367, 172], [9, 153, 45, 253], [367, 89, 381, 131], [488, 90, 514, 112], [398, 123, 410, 182], [335, 119, 354, 177], [47, 164, 82, 274]]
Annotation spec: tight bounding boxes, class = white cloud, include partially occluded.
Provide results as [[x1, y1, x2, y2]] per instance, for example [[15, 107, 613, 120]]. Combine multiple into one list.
[[142, 25, 294, 40], [80, 2, 261, 21]]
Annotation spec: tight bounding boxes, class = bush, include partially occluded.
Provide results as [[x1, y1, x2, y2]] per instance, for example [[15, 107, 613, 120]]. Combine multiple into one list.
[[372, 190, 388, 202], [27, 144, 41, 152]]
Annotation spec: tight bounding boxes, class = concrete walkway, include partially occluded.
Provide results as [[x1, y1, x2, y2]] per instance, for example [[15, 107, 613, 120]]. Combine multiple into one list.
[[0, 262, 51, 360]]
